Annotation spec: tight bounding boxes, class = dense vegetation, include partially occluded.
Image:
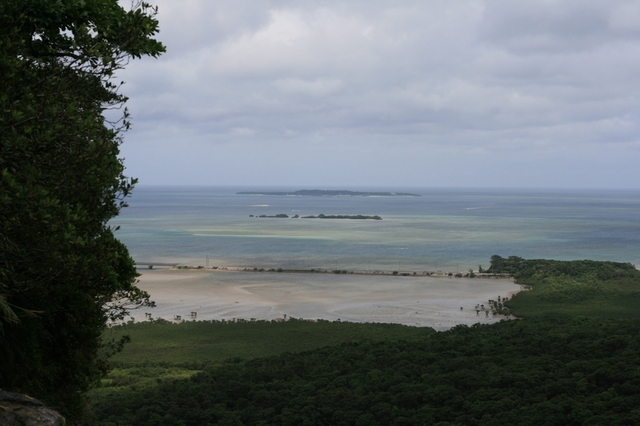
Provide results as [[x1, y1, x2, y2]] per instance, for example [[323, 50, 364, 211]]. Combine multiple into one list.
[[0, 1, 163, 422], [489, 256, 640, 319], [90, 257, 640, 425], [93, 318, 640, 426], [486, 255, 638, 283]]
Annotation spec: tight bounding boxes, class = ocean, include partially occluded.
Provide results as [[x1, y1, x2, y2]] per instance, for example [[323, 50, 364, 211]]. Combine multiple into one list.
[[111, 186, 640, 273]]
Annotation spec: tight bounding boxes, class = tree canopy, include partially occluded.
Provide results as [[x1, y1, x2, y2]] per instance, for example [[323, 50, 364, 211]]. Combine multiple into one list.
[[92, 317, 640, 426], [0, 0, 164, 422]]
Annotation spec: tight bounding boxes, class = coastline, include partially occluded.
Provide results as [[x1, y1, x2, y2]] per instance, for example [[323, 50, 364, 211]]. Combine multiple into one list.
[[127, 268, 520, 331]]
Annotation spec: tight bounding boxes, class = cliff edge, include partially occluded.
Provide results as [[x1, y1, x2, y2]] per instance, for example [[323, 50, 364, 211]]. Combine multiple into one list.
[[0, 389, 64, 426]]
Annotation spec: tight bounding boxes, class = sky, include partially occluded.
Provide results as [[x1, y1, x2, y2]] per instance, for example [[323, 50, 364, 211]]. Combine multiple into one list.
[[116, 0, 640, 189]]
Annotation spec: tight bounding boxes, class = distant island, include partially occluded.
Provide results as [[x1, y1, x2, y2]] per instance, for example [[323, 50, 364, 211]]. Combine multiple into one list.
[[237, 190, 420, 197], [250, 214, 382, 220]]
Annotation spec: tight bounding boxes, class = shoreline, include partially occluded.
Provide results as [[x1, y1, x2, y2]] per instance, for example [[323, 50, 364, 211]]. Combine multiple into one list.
[[137, 264, 514, 280], [125, 268, 520, 331]]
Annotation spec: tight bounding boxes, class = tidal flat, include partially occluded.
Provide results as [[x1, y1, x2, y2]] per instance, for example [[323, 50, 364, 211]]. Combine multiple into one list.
[[130, 269, 520, 330]]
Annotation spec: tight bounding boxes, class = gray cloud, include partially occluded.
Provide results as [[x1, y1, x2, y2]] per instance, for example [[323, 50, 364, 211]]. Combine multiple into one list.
[[118, 0, 640, 188]]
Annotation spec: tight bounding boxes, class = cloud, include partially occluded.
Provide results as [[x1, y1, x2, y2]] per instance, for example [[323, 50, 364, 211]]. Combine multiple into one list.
[[273, 78, 343, 97], [117, 0, 640, 188], [609, 2, 640, 33]]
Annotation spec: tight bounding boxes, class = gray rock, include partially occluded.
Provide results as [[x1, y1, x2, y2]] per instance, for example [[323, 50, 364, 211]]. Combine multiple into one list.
[[0, 389, 64, 426]]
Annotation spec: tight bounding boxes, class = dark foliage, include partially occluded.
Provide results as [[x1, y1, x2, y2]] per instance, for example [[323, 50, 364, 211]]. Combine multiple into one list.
[[0, 1, 163, 422], [91, 317, 640, 425], [486, 255, 638, 282]]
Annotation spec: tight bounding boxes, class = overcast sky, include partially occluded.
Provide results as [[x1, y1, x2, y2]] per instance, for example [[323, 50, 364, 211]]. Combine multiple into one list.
[[116, 0, 640, 189]]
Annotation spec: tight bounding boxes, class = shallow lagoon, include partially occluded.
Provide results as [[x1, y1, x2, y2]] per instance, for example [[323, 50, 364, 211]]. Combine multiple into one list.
[[113, 187, 640, 272], [132, 270, 520, 331]]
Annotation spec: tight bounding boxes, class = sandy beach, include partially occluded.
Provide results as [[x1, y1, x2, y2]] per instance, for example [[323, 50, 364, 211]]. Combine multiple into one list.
[[129, 269, 521, 331]]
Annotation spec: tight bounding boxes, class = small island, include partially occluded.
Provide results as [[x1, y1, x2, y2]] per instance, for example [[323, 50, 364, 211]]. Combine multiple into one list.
[[249, 213, 382, 220], [238, 189, 420, 197], [302, 214, 382, 220]]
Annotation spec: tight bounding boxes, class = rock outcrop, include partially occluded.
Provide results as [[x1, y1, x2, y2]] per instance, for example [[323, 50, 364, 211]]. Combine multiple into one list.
[[0, 389, 64, 426]]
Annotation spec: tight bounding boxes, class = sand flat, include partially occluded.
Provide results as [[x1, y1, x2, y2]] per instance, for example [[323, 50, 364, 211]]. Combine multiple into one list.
[[130, 270, 520, 330]]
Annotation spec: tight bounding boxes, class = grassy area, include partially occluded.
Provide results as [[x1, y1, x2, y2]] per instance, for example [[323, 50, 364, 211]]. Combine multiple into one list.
[[92, 319, 434, 400], [90, 366, 202, 400], [104, 319, 433, 366]]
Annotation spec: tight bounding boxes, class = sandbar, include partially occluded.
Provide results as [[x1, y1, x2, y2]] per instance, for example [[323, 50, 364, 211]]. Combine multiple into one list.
[[129, 270, 521, 331]]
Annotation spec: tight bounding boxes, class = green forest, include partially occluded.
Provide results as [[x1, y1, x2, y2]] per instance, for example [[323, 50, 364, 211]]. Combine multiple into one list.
[[88, 257, 640, 425]]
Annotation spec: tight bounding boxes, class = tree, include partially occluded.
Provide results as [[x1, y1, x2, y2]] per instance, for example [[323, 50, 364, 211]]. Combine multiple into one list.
[[0, 0, 164, 422]]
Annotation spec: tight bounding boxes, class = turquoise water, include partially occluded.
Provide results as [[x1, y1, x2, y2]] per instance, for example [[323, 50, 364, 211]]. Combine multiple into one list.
[[111, 187, 640, 272]]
